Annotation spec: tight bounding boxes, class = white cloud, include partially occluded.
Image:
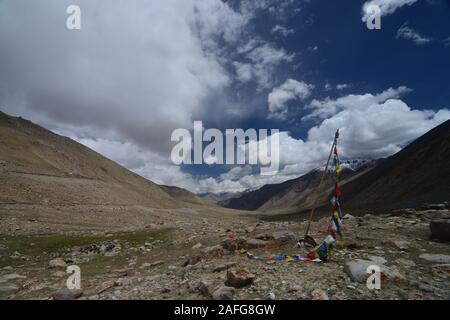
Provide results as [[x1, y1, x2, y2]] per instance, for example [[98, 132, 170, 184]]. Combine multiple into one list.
[[304, 86, 412, 120], [271, 25, 295, 37], [236, 43, 295, 89], [336, 84, 349, 90], [361, 0, 418, 21], [396, 24, 432, 45], [268, 79, 314, 119]]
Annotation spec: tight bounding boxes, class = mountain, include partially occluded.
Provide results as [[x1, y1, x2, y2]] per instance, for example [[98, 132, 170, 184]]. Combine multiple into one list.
[[199, 191, 247, 203], [221, 160, 377, 211], [221, 119, 450, 216], [0, 111, 220, 233], [341, 119, 450, 213]]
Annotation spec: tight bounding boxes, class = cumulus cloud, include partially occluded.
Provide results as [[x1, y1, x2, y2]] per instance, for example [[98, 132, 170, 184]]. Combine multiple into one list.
[[234, 43, 295, 89], [304, 86, 412, 120], [361, 0, 418, 21], [268, 79, 314, 119], [396, 23, 432, 45], [271, 25, 295, 37], [336, 84, 349, 90]]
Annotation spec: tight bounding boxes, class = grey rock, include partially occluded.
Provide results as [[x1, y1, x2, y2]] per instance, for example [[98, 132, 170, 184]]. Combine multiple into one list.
[[419, 254, 450, 264], [430, 219, 450, 241], [49, 258, 67, 268], [311, 289, 329, 300], [344, 259, 404, 283], [393, 240, 410, 251], [212, 286, 235, 300], [52, 288, 83, 300], [0, 285, 18, 293], [213, 262, 236, 273], [0, 273, 26, 282], [264, 292, 276, 300]]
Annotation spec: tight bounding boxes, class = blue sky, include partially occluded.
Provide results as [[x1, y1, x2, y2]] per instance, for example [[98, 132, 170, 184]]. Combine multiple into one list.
[[0, 0, 449, 193]]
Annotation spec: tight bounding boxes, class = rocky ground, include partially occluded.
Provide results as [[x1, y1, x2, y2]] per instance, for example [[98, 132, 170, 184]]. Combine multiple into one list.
[[0, 204, 449, 300]]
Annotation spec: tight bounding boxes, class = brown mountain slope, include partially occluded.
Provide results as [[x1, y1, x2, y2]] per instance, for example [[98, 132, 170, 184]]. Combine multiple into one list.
[[0, 111, 182, 207], [222, 162, 376, 212], [341, 119, 450, 213]]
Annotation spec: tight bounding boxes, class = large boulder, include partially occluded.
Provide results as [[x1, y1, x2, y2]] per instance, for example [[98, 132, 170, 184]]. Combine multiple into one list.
[[344, 259, 404, 283], [430, 219, 450, 241]]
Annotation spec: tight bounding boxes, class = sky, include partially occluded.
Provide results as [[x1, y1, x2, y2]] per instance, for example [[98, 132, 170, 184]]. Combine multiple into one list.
[[0, 0, 449, 194]]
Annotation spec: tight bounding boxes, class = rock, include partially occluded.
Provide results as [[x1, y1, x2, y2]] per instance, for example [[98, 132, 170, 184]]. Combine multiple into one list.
[[393, 240, 410, 251], [192, 242, 203, 250], [389, 208, 416, 216], [369, 256, 387, 265], [343, 213, 354, 219], [212, 286, 235, 300], [221, 236, 247, 251], [419, 254, 450, 264], [245, 239, 272, 249], [200, 245, 226, 258], [311, 289, 329, 300], [0, 285, 18, 293], [49, 258, 67, 268], [422, 210, 450, 221], [140, 260, 163, 269], [421, 203, 446, 210], [52, 271, 67, 278], [418, 284, 434, 292], [226, 267, 254, 288], [0, 273, 26, 282], [264, 292, 276, 300], [430, 219, 450, 241], [255, 230, 297, 245], [213, 262, 236, 273], [395, 258, 416, 267], [52, 288, 83, 300], [197, 279, 215, 296], [344, 259, 405, 283]]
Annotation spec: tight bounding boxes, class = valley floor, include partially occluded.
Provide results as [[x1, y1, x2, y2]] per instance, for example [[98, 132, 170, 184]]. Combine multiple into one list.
[[0, 206, 449, 300]]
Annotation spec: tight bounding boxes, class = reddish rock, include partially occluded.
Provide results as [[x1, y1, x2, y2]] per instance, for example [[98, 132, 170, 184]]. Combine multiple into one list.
[[226, 267, 254, 288]]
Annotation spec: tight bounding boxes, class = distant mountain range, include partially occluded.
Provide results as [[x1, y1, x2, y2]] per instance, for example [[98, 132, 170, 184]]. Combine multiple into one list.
[[219, 159, 378, 212], [219, 119, 450, 216]]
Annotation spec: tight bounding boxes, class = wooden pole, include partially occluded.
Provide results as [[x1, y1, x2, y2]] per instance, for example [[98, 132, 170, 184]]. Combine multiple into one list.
[[303, 129, 339, 238]]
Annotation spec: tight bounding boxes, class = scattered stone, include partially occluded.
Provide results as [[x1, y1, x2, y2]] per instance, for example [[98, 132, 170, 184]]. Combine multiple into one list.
[[311, 289, 329, 300], [213, 262, 237, 273], [140, 260, 163, 269], [52, 288, 83, 300], [49, 258, 67, 268], [430, 219, 450, 241], [0, 285, 18, 293], [421, 203, 446, 210], [393, 240, 410, 251], [395, 258, 416, 267], [212, 286, 235, 300], [0, 273, 26, 282], [422, 210, 450, 221], [390, 208, 416, 216], [264, 292, 276, 300], [197, 279, 215, 296], [255, 230, 297, 245], [52, 271, 67, 278], [344, 259, 404, 283], [245, 239, 272, 249], [418, 284, 434, 292], [226, 267, 254, 288], [369, 256, 387, 265], [191, 242, 203, 250], [419, 254, 450, 264]]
